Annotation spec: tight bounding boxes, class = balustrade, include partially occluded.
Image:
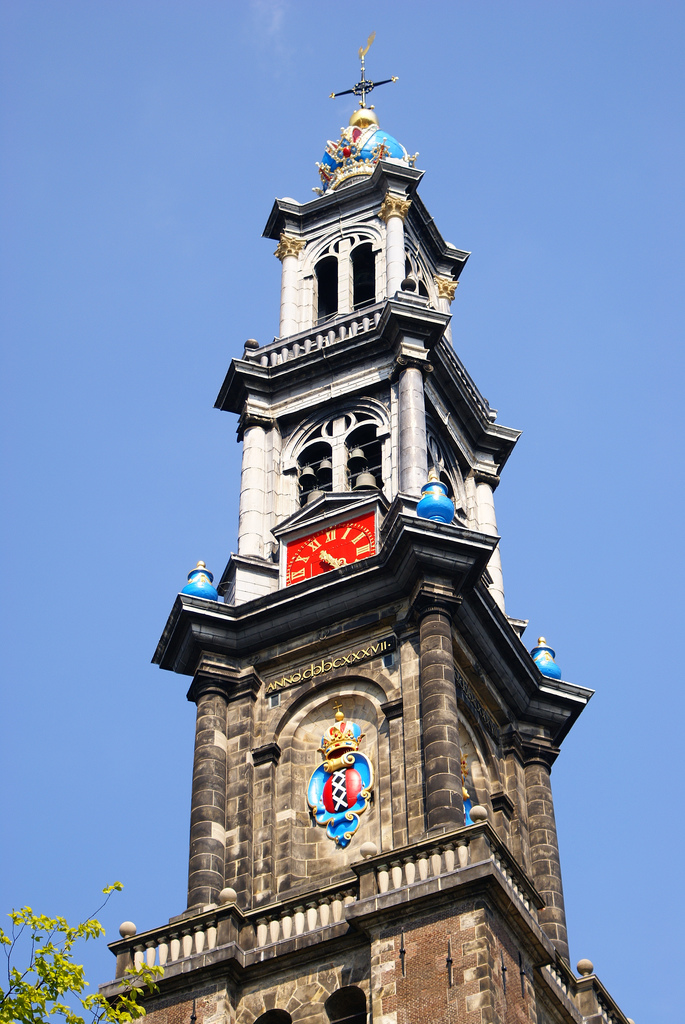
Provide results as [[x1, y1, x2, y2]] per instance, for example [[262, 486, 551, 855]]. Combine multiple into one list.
[[250, 306, 384, 367], [112, 824, 540, 980]]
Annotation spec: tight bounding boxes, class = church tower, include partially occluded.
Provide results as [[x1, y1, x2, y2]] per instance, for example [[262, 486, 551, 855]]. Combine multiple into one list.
[[104, 55, 632, 1024]]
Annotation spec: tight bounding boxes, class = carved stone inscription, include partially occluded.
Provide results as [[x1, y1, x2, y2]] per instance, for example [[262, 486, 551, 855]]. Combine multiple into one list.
[[264, 636, 396, 694]]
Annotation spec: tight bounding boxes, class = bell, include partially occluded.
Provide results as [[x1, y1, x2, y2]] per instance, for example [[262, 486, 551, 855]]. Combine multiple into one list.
[[347, 447, 367, 474], [306, 488, 324, 504], [354, 470, 377, 490], [317, 458, 333, 485], [299, 465, 316, 491]]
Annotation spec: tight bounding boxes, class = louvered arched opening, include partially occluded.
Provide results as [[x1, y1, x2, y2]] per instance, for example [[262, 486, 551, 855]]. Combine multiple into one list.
[[352, 243, 375, 309], [345, 423, 382, 492], [316, 255, 338, 323]]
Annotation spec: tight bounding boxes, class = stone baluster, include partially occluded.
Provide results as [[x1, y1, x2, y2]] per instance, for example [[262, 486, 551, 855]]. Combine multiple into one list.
[[306, 902, 318, 931], [274, 233, 305, 338], [380, 193, 412, 296]]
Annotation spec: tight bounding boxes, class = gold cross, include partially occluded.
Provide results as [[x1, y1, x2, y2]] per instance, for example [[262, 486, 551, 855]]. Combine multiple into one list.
[[329, 33, 398, 109]]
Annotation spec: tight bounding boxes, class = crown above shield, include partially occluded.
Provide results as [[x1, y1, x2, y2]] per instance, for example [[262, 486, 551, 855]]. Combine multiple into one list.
[[319, 702, 364, 757]]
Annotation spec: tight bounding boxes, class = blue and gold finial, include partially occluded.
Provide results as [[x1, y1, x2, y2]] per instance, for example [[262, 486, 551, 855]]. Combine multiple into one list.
[[181, 560, 219, 601], [316, 35, 413, 194], [530, 637, 562, 680], [417, 469, 455, 524]]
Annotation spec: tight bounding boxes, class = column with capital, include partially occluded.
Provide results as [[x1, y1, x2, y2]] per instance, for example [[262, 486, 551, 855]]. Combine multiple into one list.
[[474, 473, 505, 612], [380, 193, 411, 296], [434, 275, 458, 342], [274, 232, 305, 338]]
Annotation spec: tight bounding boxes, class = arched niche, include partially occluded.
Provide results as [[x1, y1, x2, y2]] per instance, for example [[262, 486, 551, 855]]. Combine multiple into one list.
[[273, 677, 391, 895], [459, 715, 500, 811]]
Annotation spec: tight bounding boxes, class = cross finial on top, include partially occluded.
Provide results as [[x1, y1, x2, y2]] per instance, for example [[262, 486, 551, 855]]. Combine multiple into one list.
[[329, 32, 398, 109], [332, 700, 344, 722]]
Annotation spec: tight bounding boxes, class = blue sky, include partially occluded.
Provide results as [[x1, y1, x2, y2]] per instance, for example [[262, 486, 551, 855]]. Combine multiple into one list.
[[1, 3, 683, 1021]]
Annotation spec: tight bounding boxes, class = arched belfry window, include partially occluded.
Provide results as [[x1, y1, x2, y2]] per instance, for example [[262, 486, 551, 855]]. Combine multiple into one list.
[[351, 243, 375, 309], [346, 423, 382, 492], [426, 424, 466, 517], [316, 255, 338, 323], [404, 253, 430, 297], [297, 438, 333, 506], [325, 987, 366, 1024], [292, 408, 388, 503]]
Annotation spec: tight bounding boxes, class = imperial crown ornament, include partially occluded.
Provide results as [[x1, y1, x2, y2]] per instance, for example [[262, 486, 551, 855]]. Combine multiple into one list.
[[307, 702, 374, 848]]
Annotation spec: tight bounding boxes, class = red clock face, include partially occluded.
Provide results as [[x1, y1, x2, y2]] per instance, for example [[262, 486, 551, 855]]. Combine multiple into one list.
[[285, 512, 376, 586]]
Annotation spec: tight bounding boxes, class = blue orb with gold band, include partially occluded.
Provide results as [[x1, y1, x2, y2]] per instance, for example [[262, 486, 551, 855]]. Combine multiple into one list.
[[530, 637, 562, 679], [181, 560, 219, 601], [417, 472, 455, 524]]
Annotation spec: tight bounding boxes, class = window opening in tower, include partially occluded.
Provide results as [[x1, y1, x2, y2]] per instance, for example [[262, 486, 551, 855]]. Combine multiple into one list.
[[297, 440, 334, 506], [351, 242, 376, 309], [316, 256, 338, 323], [346, 423, 382, 492]]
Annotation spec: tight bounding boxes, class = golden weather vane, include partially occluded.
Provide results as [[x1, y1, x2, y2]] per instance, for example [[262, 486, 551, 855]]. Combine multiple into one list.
[[329, 32, 398, 109]]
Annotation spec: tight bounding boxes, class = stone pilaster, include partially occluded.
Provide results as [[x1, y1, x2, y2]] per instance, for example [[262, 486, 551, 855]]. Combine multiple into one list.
[[525, 751, 570, 962], [186, 659, 231, 909], [274, 233, 305, 338], [501, 732, 533, 877], [251, 743, 281, 905], [380, 193, 411, 296], [414, 586, 464, 832]]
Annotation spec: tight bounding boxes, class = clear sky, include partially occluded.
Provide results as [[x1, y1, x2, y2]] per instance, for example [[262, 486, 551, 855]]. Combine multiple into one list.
[[1, 3, 683, 1022]]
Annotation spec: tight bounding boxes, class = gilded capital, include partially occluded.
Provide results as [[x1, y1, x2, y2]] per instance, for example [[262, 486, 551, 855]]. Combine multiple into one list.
[[379, 194, 412, 224], [274, 233, 306, 261], [434, 275, 458, 302]]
